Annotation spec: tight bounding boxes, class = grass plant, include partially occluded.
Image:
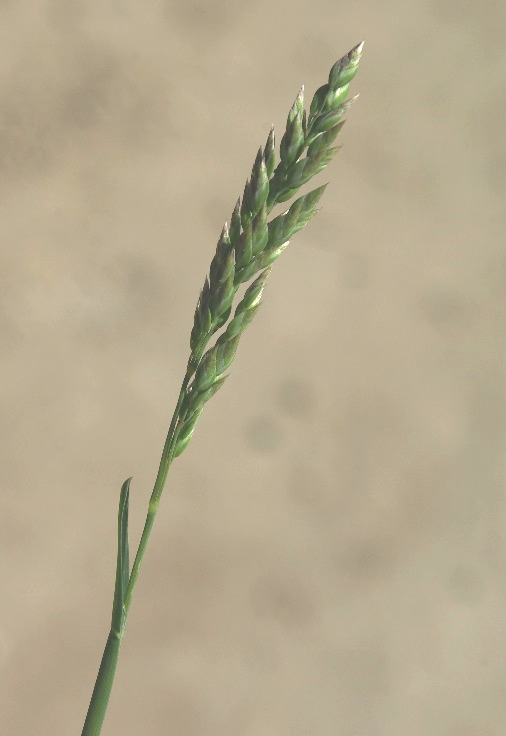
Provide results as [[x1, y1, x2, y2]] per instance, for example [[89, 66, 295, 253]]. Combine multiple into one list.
[[81, 40, 364, 735]]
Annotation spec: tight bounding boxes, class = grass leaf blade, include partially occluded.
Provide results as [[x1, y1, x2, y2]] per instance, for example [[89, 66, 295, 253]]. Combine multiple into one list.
[[111, 477, 131, 635]]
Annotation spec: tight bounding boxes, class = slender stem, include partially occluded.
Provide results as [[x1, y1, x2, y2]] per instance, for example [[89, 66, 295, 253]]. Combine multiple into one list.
[[124, 335, 208, 615], [81, 343, 207, 736], [81, 631, 121, 736], [124, 376, 188, 615]]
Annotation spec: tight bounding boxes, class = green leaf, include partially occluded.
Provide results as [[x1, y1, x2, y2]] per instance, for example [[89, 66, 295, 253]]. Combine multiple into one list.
[[111, 477, 130, 635]]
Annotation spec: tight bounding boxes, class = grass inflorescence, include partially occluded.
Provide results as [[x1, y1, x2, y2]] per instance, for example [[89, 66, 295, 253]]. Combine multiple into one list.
[[81, 40, 364, 736]]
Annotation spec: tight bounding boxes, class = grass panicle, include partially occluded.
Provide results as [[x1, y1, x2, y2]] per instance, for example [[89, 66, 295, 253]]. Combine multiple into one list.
[[81, 40, 364, 736]]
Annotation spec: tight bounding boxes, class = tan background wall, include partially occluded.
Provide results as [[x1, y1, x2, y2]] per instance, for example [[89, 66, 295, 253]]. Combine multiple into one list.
[[1, 1, 505, 734]]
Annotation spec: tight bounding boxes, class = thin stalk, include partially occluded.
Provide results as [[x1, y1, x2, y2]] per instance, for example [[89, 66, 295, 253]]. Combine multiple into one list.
[[82, 339, 211, 736], [81, 632, 121, 736], [125, 333, 210, 614], [123, 379, 188, 614], [82, 392, 185, 736]]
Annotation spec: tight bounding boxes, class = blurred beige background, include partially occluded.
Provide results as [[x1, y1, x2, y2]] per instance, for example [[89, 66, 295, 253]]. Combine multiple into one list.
[[1, 1, 505, 734]]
